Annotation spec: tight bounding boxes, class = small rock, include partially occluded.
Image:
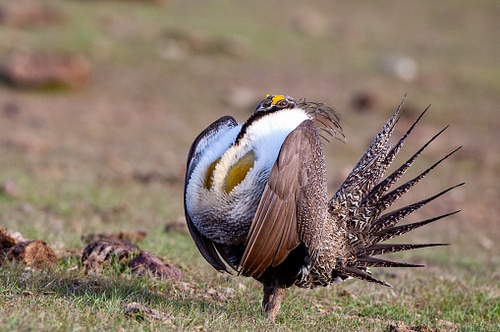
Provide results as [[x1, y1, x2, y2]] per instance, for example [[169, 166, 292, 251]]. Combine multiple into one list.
[[378, 54, 419, 82], [0, 52, 90, 89], [129, 251, 184, 280]]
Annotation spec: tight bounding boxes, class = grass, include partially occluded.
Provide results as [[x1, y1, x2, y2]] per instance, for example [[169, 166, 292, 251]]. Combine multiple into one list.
[[1, 258, 497, 331], [0, 0, 499, 330]]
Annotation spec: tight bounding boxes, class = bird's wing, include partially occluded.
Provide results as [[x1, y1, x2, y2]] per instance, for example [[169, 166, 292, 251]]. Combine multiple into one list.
[[184, 116, 239, 273], [239, 119, 327, 278]]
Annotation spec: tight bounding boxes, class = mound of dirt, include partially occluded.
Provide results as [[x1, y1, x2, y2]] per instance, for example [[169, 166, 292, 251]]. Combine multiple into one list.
[[0, 226, 58, 269]]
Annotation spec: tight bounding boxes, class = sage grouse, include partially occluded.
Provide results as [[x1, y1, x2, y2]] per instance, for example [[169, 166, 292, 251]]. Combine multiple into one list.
[[184, 94, 462, 320]]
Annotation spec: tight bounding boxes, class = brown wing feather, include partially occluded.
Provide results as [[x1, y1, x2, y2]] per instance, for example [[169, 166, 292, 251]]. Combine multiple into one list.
[[239, 120, 324, 278]]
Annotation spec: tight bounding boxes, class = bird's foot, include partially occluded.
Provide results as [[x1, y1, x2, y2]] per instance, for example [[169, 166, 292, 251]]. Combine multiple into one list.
[[262, 285, 286, 322]]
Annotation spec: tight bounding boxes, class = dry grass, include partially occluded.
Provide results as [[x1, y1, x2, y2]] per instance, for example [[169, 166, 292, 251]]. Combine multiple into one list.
[[0, 0, 499, 330]]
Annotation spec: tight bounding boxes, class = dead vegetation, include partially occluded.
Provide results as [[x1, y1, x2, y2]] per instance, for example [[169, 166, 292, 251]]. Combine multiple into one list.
[[1, 225, 184, 283]]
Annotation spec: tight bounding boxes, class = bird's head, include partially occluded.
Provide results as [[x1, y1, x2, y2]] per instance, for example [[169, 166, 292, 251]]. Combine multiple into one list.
[[255, 94, 297, 113]]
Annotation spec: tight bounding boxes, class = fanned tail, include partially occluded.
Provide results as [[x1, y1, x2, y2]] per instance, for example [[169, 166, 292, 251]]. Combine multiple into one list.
[[329, 101, 463, 286]]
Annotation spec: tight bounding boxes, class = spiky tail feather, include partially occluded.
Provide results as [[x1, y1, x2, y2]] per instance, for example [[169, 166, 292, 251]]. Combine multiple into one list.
[[330, 101, 463, 286]]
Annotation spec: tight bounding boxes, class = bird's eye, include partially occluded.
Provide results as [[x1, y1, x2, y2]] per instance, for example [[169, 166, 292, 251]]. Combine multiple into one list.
[[277, 100, 288, 108]]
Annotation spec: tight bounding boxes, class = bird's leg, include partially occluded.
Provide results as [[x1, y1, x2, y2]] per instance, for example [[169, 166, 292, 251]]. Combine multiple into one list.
[[262, 283, 286, 321]]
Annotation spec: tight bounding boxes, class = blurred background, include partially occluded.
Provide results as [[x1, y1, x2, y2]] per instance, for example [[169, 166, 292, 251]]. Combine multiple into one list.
[[0, 0, 498, 277]]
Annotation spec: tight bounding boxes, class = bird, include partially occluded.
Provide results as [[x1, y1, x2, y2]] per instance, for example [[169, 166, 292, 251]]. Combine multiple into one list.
[[183, 94, 462, 320]]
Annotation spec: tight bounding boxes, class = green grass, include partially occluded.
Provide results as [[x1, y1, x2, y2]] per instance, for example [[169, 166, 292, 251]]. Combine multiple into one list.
[[0, 0, 499, 330], [1, 257, 497, 331]]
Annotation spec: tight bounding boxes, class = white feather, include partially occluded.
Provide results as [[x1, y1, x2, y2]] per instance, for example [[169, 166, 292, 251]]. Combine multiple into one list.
[[214, 107, 310, 188]]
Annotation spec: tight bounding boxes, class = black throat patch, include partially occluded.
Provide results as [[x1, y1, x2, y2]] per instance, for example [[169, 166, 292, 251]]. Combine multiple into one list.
[[234, 108, 281, 145]]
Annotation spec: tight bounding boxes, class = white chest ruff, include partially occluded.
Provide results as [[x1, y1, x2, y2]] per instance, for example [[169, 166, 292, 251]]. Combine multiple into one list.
[[186, 108, 310, 244]]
